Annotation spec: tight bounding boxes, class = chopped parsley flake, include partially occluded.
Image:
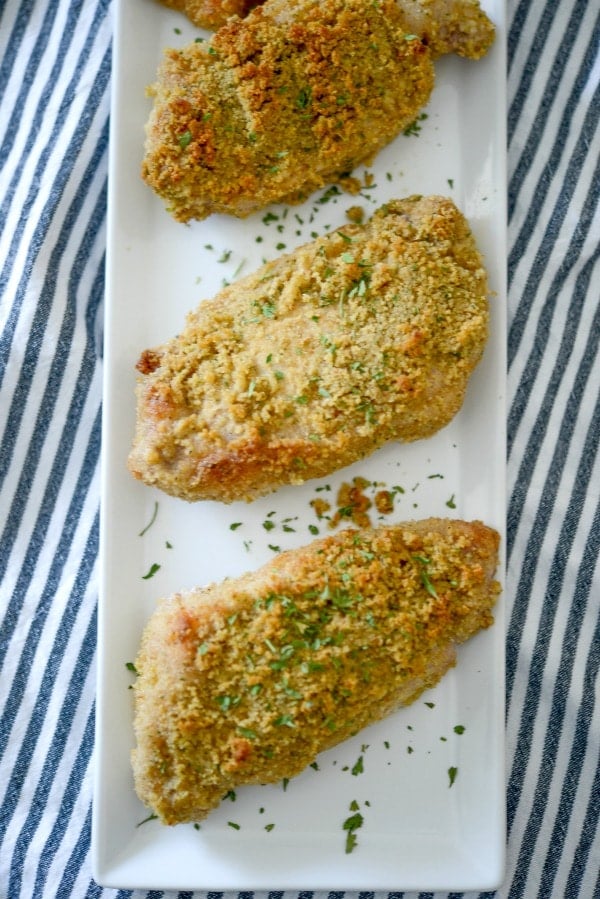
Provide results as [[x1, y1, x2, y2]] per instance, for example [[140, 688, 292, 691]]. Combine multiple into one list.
[[296, 86, 312, 109], [351, 755, 364, 776], [274, 714, 295, 727], [403, 112, 428, 137], [136, 813, 158, 827], [448, 766, 458, 787], [141, 562, 160, 580], [413, 555, 438, 599], [138, 501, 159, 536], [343, 802, 364, 854]]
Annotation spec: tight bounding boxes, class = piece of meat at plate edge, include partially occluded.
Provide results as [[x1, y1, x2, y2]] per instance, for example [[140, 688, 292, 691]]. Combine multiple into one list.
[[127, 195, 490, 503], [141, 0, 495, 221], [152, 0, 495, 42]]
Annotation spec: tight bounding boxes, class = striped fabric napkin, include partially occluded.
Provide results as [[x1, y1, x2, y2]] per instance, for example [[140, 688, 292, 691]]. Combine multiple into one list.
[[1, 0, 598, 897]]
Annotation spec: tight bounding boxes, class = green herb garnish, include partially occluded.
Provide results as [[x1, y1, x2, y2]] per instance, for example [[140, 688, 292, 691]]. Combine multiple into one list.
[[343, 803, 364, 854], [412, 555, 438, 598], [403, 112, 428, 137], [136, 813, 158, 827], [351, 755, 364, 776], [138, 501, 158, 536], [296, 86, 312, 109], [274, 714, 295, 727]]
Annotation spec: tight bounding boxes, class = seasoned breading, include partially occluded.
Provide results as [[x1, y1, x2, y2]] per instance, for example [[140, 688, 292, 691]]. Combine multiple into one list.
[[154, 0, 261, 31], [154, 0, 496, 49], [141, 0, 494, 222], [389, 0, 496, 58], [131, 517, 501, 825], [128, 196, 489, 503]]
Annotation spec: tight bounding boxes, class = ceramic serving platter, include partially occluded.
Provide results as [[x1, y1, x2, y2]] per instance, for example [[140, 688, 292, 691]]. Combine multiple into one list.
[[93, 0, 507, 888]]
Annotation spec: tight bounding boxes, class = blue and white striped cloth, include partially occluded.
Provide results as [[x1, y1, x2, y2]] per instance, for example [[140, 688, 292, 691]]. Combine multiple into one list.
[[1, 0, 599, 896]]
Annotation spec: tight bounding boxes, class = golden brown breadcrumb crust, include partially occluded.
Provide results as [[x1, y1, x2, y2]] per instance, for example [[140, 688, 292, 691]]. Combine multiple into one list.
[[128, 195, 489, 503], [142, 0, 494, 221], [154, 0, 496, 53], [155, 0, 262, 31], [142, 0, 433, 222], [131, 517, 501, 825], [387, 0, 496, 59]]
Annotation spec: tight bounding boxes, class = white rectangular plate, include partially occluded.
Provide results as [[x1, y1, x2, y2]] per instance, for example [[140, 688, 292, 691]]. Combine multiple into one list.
[[93, 0, 507, 890]]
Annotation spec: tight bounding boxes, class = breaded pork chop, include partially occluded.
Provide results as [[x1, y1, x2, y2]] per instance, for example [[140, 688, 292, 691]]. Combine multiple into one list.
[[153, 0, 260, 31], [128, 196, 489, 503], [131, 518, 501, 825], [389, 0, 496, 58], [153, 0, 494, 40], [142, 0, 494, 222]]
